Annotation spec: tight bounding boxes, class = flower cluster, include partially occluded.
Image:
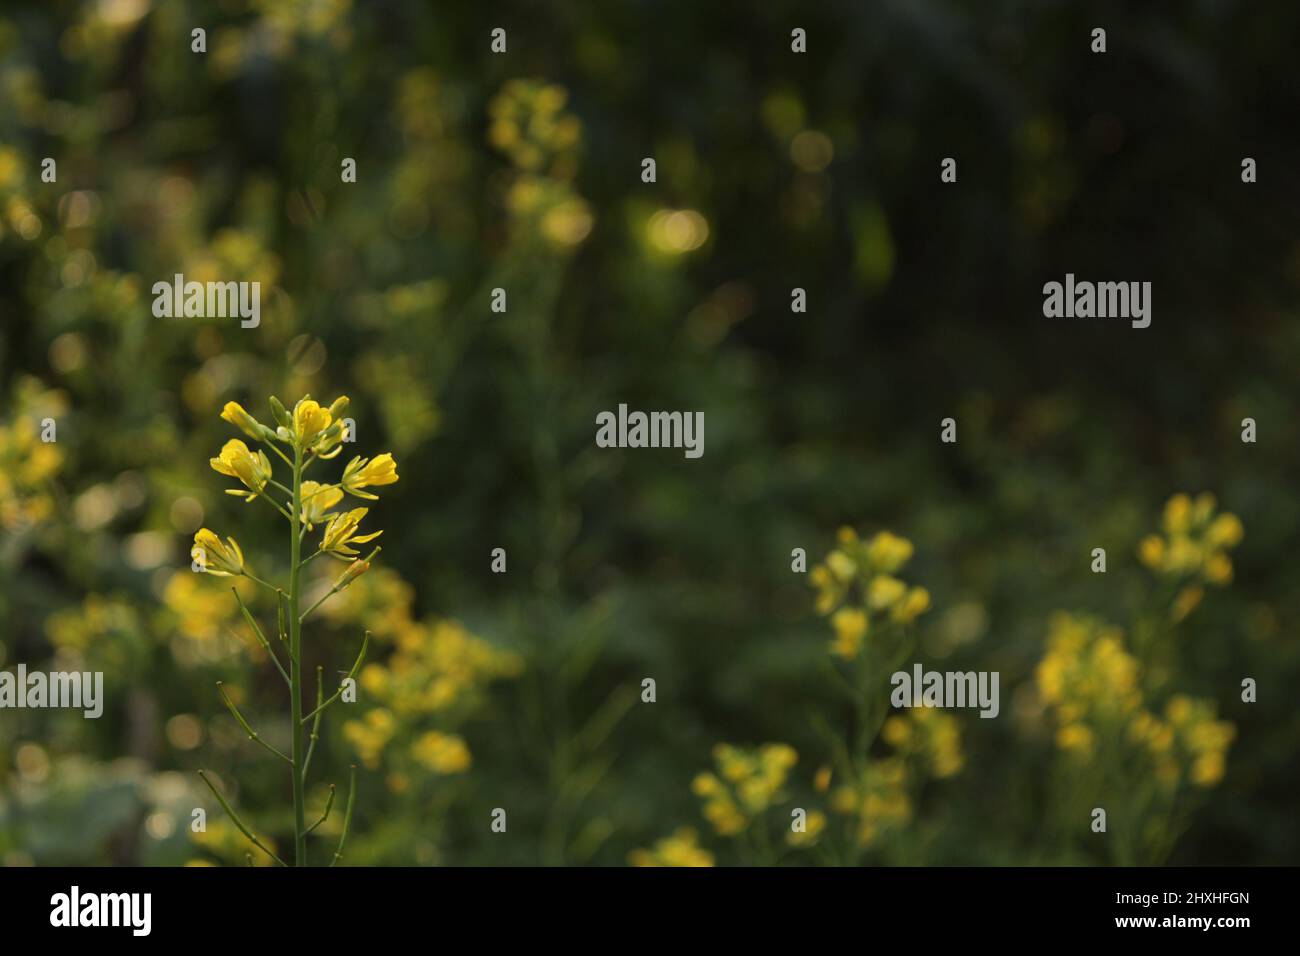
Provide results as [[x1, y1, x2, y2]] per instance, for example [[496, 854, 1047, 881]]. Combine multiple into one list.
[[489, 80, 582, 178], [1035, 613, 1233, 788], [489, 80, 593, 250], [628, 828, 715, 868], [326, 569, 521, 780], [1036, 612, 1143, 750], [1139, 493, 1244, 621], [0, 379, 64, 532], [811, 528, 931, 659], [192, 395, 399, 591], [1129, 696, 1235, 789], [826, 757, 913, 849], [692, 743, 798, 836], [881, 707, 965, 779]]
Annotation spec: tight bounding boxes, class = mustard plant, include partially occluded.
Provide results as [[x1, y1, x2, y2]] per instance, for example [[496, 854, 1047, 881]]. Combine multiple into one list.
[[191, 395, 399, 866]]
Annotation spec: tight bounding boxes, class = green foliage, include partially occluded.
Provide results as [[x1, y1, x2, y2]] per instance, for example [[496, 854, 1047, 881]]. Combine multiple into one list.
[[1, 1, 1298, 866]]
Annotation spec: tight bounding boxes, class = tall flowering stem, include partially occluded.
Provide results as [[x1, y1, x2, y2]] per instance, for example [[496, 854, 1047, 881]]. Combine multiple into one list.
[[193, 395, 399, 866], [289, 440, 306, 864]]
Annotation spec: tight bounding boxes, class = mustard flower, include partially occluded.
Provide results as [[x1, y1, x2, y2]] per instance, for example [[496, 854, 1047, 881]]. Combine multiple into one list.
[[209, 439, 272, 500], [220, 401, 273, 442], [628, 828, 715, 867], [299, 480, 343, 528], [321, 507, 382, 557], [192, 528, 246, 577], [341, 453, 400, 499]]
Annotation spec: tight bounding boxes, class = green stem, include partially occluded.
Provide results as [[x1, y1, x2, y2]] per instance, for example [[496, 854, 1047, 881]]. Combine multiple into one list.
[[242, 569, 280, 594], [305, 784, 336, 835], [197, 770, 287, 867], [303, 665, 324, 782], [300, 631, 369, 725], [217, 682, 291, 763], [330, 766, 357, 867], [289, 444, 307, 866]]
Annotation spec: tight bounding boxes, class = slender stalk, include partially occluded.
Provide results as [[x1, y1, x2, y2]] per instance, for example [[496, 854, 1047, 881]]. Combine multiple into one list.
[[217, 681, 291, 763], [330, 766, 357, 867], [303, 665, 324, 782], [300, 631, 369, 725], [305, 783, 336, 835], [198, 770, 287, 867], [232, 588, 290, 687], [289, 444, 307, 866]]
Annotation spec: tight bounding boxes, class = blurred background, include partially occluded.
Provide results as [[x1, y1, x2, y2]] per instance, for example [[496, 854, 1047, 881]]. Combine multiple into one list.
[[0, 0, 1297, 866]]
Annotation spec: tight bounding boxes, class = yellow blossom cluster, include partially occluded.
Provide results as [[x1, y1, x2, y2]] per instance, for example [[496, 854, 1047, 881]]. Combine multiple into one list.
[[1129, 696, 1235, 789], [0, 380, 65, 532], [827, 757, 913, 849], [43, 594, 140, 673], [410, 730, 472, 775], [489, 80, 593, 249], [811, 528, 931, 659], [881, 707, 965, 779], [1138, 493, 1244, 620], [1036, 612, 1143, 751], [1035, 613, 1233, 788], [489, 80, 582, 177], [193, 395, 398, 590], [628, 828, 715, 868], [328, 570, 521, 774], [691, 743, 804, 838]]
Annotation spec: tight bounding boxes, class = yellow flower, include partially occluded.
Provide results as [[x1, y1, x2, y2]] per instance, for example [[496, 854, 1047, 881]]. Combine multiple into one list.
[[321, 507, 382, 556], [691, 772, 723, 797], [1203, 553, 1233, 585], [192, 528, 245, 576], [209, 439, 272, 500], [829, 607, 867, 659], [1190, 752, 1225, 787], [1138, 535, 1165, 570], [787, 810, 827, 847], [813, 765, 832, 793], [1165, 695, 1193, 725], [1205, 513, 1243, 549], [343, 708, 395, 768], [882, 716, 911, 747], [288, 396, 337, 449], [1056, 723, 1094, 755], [333, 557, 373, 591], [892, 586, 931, 624], [629, 828, 714, 867], [1191, 492, 1217, 526], [1171, 585, 1203, 623], [309, 397, 351, 459], [826, 550, 856, 582], [702, 797, 746, 835], [1163, 493, 1192, 534], [761, 743, 798, 772], [341, 453, 400, 499], [299, 481, 343, 528], [867, 575, 906, 610], [220, 401, 270, 442], [411, 731, 471, 774], [866, 531, 913, 572]]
